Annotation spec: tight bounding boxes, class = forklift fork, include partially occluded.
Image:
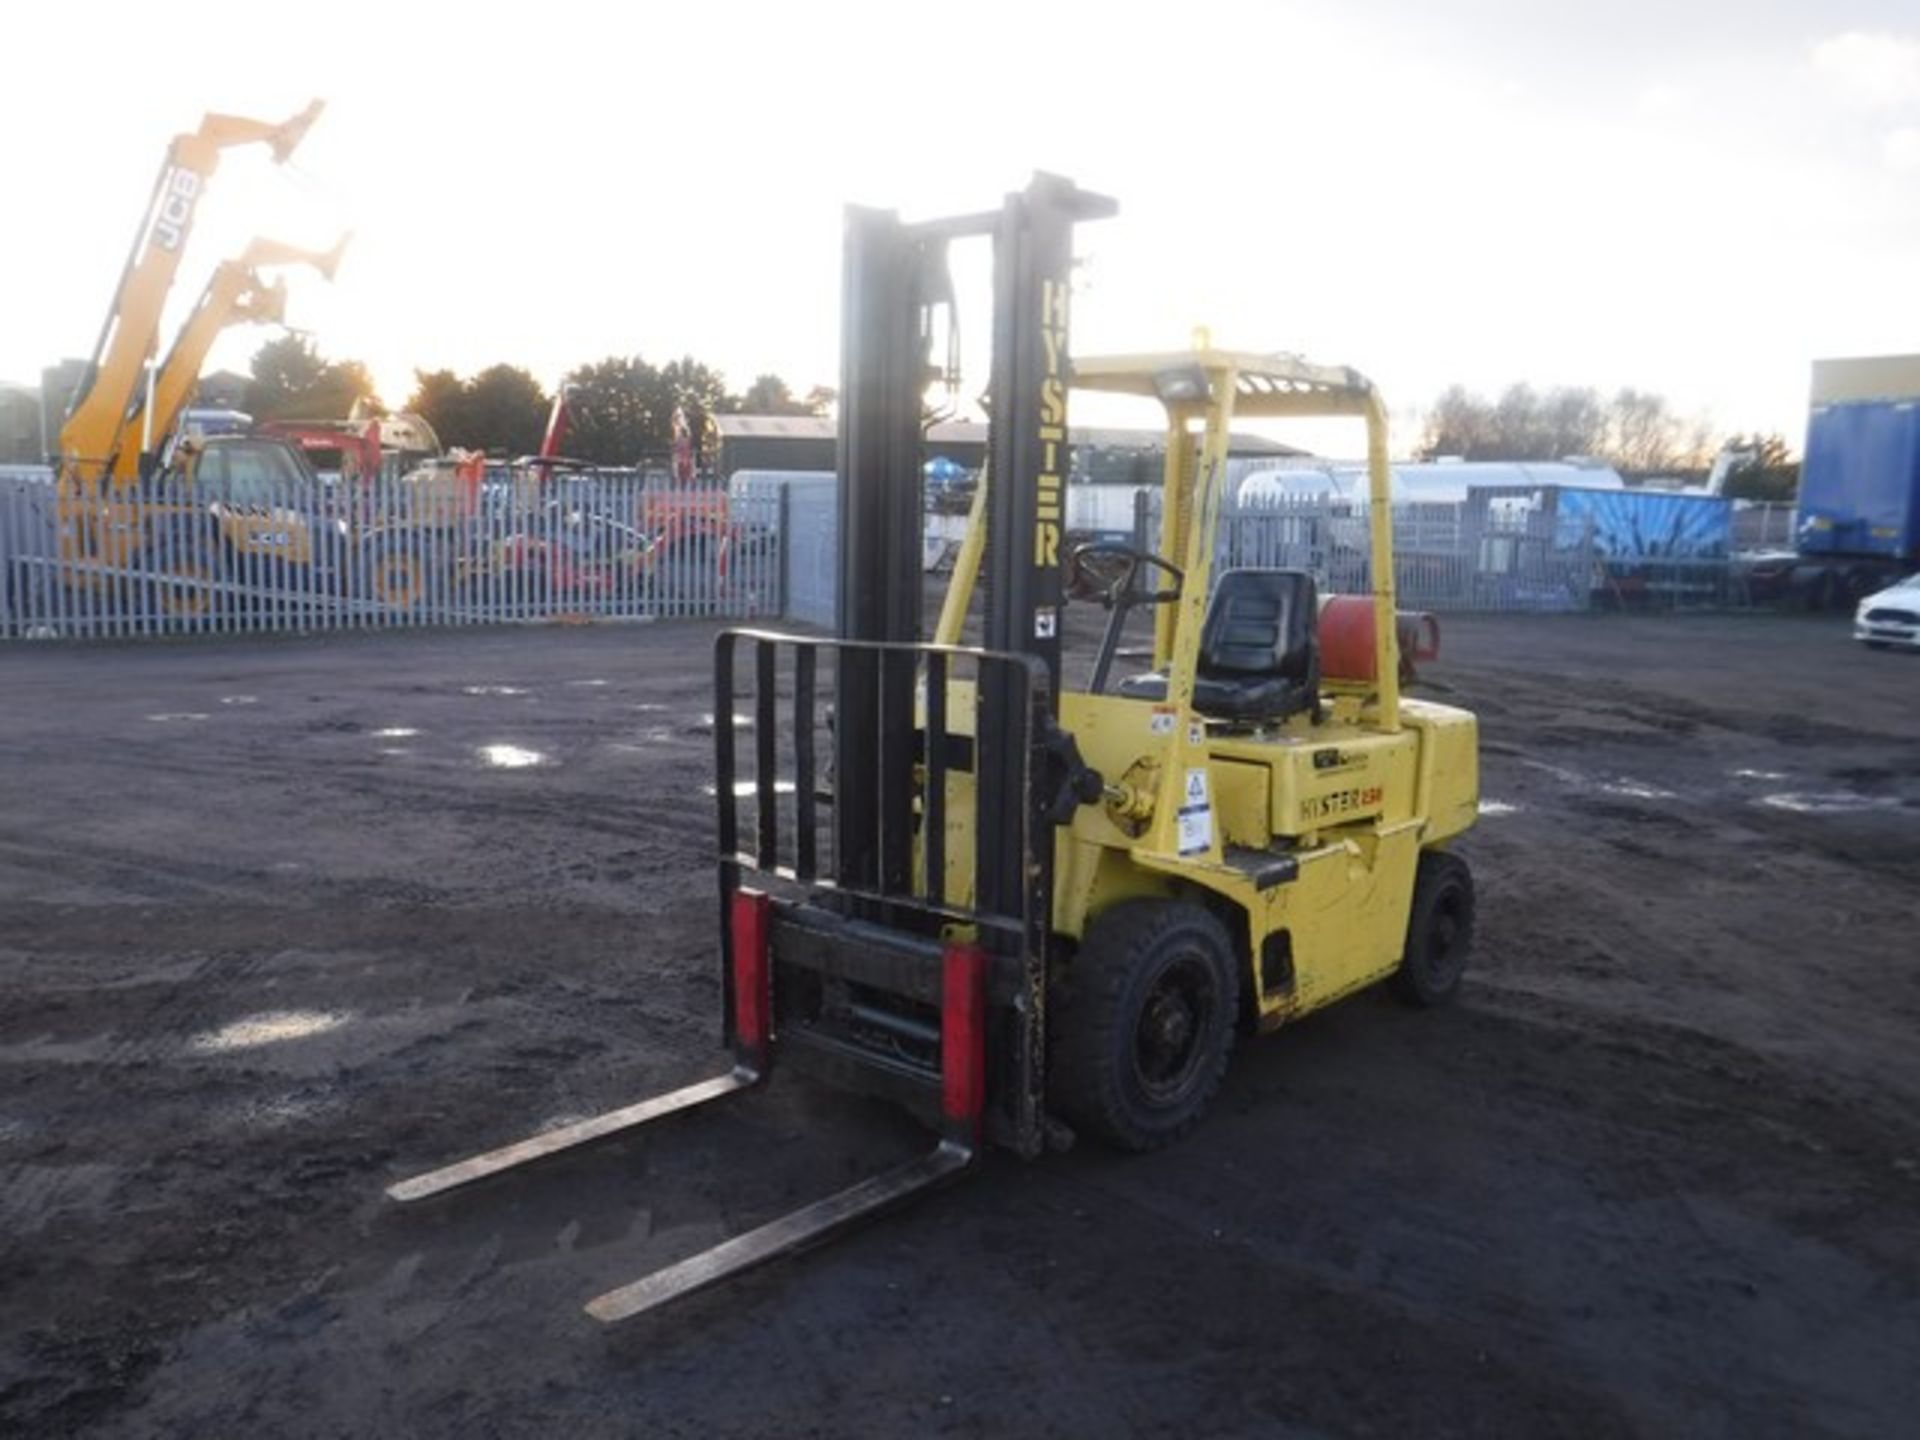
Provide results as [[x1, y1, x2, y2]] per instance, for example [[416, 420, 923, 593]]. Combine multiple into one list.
[[386, 889, 992, 1323], [382, 1068, 760, 1206]]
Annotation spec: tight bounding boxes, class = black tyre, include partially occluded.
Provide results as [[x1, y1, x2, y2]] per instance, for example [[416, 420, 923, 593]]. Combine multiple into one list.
[[1801, 570, 1835, 613], [1391, 851, 1475, 1008], [365, 539, 445, 616], [142, 530, 232, 623], [1051, 900, 1239, 1152]]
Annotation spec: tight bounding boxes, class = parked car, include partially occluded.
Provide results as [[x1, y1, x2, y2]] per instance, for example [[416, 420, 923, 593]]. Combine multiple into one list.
[[1853, 572, 1920, 650]]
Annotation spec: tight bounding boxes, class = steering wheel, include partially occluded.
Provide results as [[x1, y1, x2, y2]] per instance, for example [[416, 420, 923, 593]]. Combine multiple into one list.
[[1066, 541, 1184, 607]]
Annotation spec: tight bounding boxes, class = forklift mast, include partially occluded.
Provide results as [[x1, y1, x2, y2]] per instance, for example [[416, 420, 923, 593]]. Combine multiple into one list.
[[835, 173, 1115, 914], [389, 175, 1119, 1325]]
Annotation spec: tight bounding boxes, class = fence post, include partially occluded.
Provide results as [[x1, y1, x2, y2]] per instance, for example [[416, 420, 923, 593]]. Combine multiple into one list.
[[776, 482, 791, 621]]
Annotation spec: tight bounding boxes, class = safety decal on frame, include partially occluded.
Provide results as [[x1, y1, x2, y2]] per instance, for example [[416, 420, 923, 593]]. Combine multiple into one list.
[[1178, 767, 1212, 855], [1034, 608, 1058, 639], [1149, 707, 1176, 736]]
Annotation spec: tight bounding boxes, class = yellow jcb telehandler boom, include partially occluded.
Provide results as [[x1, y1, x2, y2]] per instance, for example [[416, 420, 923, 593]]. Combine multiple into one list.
[[109, 233, 350, 483], [57, 100, 322, 492]]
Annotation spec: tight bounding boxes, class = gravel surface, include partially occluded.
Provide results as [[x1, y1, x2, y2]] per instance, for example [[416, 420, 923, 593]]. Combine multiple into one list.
[[2, 612, 1916, 1438]]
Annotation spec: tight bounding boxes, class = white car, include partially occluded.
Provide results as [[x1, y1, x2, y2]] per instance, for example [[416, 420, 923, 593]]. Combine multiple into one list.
[[1854, 572, 1920, 650]]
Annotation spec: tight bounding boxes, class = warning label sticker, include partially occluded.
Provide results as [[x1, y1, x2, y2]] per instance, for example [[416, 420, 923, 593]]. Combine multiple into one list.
[[1184, 768, 1209, 806], [1178, 767, 1212, 854], [1149, 708, 1176, 736], [1177, 804, 1213, 855]]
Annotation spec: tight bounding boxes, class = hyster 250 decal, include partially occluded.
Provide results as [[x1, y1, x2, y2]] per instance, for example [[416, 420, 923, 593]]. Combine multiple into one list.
[[1301, 785, 1383, 822]]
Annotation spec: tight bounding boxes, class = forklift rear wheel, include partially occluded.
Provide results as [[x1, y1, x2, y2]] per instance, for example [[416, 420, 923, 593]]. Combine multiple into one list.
[[1391, 852, 1475, 1008], [1052, 900, 1238, 1152]]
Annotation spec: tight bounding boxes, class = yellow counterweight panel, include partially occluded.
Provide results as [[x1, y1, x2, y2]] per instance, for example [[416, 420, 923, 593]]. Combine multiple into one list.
[[1402, 699, 1480, 843], [1254, 823, 1422, 1022]]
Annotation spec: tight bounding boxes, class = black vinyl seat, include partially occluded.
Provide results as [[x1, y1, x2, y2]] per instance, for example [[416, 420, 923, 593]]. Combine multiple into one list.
[[1117, 568, 1320, 722]]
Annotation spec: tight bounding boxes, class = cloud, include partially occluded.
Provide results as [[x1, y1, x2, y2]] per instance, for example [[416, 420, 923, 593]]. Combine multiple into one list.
[[1886, 126, 1920, 172], [1812, 31, 1920, 109], [1636, 83, 1690, 118]]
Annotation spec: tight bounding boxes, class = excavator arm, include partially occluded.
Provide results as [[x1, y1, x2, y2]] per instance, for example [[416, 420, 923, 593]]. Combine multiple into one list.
[[59, 101, 324, 490], [110, 233, 350, 484]]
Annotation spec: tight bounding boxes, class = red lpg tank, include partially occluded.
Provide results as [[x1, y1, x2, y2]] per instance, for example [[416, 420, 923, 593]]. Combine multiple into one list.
[[1318, 595, 1441, 683]]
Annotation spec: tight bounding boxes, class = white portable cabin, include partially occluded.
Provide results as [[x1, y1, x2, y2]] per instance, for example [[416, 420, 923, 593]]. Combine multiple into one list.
[[1230, 459, 1628, 506]]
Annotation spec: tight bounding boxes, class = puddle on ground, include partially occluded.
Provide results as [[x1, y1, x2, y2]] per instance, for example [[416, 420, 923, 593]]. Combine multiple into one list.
[[463, 685, 528, 697], [373, 726, 420, 738], [238, 1091, 336, 1128], [479, 744, 548, 769], [378, 748, 412, 757], [701, 779, 799, 797], [1478, 800, 1523, 816], [1520, 759, 1681, 803], [1600, 779, 1679, 801], [698, 712, 755, 730], [190, 1010, 349, 1054], [1732, 768, 1788, 782], [221, 695, 258, 706], [609, 730, 676, 752], [1758, 792, 1900, 815], [631, 703, 668, 713], [147, 712, 210, 722], [1519, 758, 1588, 785], [566, 678, 611, 688]]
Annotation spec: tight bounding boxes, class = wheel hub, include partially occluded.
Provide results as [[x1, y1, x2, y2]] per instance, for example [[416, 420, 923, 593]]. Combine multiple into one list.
[[1132, 956, 1212, 1097], [1147, 993, 1193, 1053]]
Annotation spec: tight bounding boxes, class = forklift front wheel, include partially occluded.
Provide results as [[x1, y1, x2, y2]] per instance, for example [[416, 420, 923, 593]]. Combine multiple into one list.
[[1051, 900, 1238, 1153], [1391, 852, 1476, 1008]]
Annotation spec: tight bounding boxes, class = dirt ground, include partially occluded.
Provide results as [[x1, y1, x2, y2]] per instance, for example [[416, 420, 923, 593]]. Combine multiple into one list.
[[2, 610, 1917, 1438]]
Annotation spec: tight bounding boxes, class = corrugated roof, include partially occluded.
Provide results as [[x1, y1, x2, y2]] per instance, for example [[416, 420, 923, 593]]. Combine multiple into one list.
[[712, 414, 836, 439]]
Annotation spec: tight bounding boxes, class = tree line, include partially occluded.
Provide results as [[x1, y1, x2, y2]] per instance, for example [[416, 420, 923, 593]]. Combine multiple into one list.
[[236, 337, 1799, 500], [1419, 382, 1796, 500], [239, 335, 834, 466]]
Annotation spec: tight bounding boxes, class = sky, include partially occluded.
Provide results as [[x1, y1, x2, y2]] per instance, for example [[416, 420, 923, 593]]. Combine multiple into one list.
[[4, 0, 1918, 456]]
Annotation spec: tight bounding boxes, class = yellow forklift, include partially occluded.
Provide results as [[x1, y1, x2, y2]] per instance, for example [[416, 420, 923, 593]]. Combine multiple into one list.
[[388, 175, 1479, 1321]]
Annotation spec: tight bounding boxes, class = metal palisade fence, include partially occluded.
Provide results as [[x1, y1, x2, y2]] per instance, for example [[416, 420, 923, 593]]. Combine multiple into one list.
[[1144, 491, 1601, 614], [1, 465, 783, 641]]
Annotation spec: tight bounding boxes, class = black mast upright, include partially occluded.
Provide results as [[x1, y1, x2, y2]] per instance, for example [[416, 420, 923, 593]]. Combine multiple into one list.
[[834, 177, 1113, 920], [977, 175, 1115, 924], [835, 207, 937, 896]]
